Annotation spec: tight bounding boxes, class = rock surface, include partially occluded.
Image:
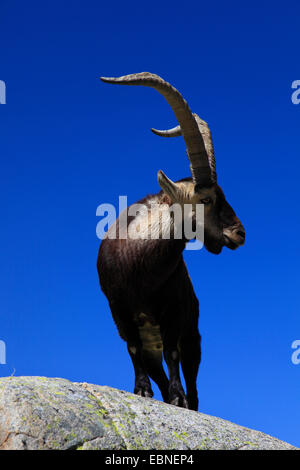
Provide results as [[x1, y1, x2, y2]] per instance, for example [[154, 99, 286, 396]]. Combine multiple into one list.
[[0, 376, 296, 450]]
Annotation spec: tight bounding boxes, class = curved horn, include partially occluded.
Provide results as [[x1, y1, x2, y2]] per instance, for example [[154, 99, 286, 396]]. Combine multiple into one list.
[[151, 125, 182, 137], [152, 114, 217, 183], [194, 115, 217, 184], [100, 73, 212, 187]]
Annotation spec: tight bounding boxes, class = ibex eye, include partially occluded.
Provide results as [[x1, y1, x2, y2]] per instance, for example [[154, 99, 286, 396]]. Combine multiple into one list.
[[200, 197, 212, 204]]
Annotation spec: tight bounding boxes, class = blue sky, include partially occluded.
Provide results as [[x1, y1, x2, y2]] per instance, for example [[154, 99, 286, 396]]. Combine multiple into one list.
[[1, 0, 300, 447]]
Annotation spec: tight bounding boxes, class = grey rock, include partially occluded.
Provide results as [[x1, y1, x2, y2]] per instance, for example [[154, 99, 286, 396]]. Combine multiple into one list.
[[0, 376, 296, 450]]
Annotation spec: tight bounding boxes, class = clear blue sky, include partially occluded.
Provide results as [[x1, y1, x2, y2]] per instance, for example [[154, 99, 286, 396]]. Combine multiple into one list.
[[1, 0, 300, 447]]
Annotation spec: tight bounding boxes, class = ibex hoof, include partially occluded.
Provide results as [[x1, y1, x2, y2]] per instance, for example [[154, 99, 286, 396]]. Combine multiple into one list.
[[170, 395, 189, 409], [135, 386, 154, 398]]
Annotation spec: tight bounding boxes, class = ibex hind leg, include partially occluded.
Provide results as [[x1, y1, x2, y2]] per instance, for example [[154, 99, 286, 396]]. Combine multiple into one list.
[[142, 349, 169, 403], [127, 344, 154, 398], [109, 300, 153, 398]]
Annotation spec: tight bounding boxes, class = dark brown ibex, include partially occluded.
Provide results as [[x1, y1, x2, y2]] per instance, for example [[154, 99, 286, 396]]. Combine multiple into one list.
[[97, 73, 245, 411]]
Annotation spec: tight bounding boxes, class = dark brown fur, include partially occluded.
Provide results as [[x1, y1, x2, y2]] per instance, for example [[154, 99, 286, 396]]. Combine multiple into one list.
[[97, 177, 245, 410]]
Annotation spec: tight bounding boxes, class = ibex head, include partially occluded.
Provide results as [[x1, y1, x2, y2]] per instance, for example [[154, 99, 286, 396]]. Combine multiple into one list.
[[101, 73, 245, 254]]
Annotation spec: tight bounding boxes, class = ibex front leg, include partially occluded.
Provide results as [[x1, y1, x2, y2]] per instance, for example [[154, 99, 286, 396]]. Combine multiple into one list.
[[179, 330, 201, 411], [161, 314, 188, 409]]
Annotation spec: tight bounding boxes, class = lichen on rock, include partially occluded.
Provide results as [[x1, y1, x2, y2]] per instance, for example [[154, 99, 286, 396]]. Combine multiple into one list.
[[0, 377, 297, 450]]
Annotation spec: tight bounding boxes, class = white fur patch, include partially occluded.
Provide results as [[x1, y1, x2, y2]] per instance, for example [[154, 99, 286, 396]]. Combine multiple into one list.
[[128, 197, 185, 240], [138, 312, 163, 353]]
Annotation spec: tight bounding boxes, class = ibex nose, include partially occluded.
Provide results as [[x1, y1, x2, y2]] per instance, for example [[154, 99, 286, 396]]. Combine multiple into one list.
[[236, 229, 245, 239]]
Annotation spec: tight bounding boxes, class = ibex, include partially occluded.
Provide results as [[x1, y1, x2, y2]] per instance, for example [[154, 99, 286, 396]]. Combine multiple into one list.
[[97, 73, 245, 411]]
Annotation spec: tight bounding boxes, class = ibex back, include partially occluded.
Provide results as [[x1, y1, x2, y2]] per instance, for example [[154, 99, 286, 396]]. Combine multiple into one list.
[[97, 73, 245, 411]]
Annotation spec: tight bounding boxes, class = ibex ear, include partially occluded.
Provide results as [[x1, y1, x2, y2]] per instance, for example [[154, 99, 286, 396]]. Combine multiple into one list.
[[157, 170, 182, 202]]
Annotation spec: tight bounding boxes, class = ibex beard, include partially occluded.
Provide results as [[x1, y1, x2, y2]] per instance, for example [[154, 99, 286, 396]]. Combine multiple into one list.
[[97, 73, 245, 411]]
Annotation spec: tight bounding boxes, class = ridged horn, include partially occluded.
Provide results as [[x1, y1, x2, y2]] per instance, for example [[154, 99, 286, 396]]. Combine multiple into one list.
[[100, 73, 213, 187], [152, 114, 217, 183]]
